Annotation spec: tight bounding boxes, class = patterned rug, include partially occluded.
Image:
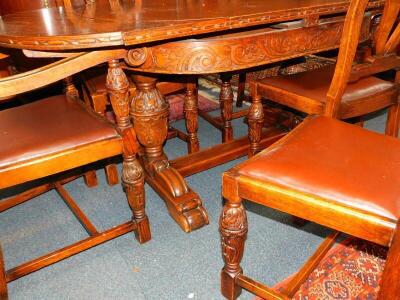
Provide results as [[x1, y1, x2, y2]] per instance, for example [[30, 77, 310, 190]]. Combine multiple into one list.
[[256, 237, 387, 299], [166, 87, 219, 122]]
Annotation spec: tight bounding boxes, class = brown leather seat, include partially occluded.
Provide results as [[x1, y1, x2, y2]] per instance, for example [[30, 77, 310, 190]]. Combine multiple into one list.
[[220, 116, 400, 300], [0, 95, 122, 188], [253, 65, 397, 118], [238, 115, 400, 221]]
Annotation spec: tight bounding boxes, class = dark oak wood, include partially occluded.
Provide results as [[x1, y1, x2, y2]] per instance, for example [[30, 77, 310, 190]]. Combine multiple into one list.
[[0, 0, 384, 50], [0, 49, 150, 293], [171, 129, 286, 178], [248, 0, 399, 155], [130, 74, 209, 232], [0, 0, 385, 233], [220, 114, 400, 299]]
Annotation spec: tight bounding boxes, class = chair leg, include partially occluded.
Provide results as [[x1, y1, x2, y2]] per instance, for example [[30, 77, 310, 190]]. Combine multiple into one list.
[[184, 76, 200, 153], [248, 92, 264, 157], [106, 59, 151, 244], [105, 163, 119, 186], [122, 157, 151, 244], [220, 73, 234, 142], [83, 170, 98, 187], [236, 73, 246, 107], [220, 197, 248, 300], [385, 102, 400, 137], [0, 246, 7, 300]]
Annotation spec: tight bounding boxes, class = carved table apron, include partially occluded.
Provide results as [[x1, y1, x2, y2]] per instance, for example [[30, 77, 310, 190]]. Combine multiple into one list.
[[0, 0, 383, 233]]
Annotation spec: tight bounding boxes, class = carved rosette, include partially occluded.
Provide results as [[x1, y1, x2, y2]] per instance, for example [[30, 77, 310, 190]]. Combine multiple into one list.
[[220, 202, 248, 274], [125, 48, 148, 67]]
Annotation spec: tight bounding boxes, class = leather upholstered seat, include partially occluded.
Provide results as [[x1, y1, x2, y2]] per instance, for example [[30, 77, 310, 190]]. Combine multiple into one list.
[[254, 65, 397, 118], [0, 95, 123, 189], [238, 116, 400, 222], [220, 116, 400, 300]]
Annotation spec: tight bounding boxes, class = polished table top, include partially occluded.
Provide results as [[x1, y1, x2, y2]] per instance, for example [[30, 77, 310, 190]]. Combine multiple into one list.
[[0, 0, 383, 50]]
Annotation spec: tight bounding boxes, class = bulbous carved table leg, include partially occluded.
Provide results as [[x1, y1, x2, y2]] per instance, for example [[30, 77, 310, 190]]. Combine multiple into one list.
[[220, 73, 234, 143], [131, 74, 209, 233], [248, 93, 264, 157], [184, 76, 200, 153], [220, 199, 248, 300], [107, 60, 151, 244]]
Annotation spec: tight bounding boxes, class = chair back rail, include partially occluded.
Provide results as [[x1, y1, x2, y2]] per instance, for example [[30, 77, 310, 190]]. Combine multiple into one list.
[[325, 0, 400, 117], [0, 49, 126, 99]]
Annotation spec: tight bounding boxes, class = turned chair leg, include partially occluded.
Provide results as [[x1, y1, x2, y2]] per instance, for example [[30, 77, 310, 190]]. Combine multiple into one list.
[[0, 246, 7, 300], [83, 170, 98, 187], [106, 60, 151, 244], [220, 197, 248, 300], [184, 76, 200, 153], [104, 164, 119, 186], [248, 84, 264, 157], [385, 102, 400, 137], [122, 156, 151, 244], [220, 73, 234, 142]]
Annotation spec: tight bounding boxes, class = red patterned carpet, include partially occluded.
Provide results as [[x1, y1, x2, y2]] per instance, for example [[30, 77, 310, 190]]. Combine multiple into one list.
[[257, 237, 387, 299], [105, 90, 219, 123], [166, 92, 219, 122]]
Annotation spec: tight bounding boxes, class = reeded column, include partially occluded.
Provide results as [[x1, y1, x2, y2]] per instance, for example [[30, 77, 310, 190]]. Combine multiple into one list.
[[220, 73, 234, 142], [220, 199, 248, 300], [107, 60, 151, 243], [184, 76, 200, 153]]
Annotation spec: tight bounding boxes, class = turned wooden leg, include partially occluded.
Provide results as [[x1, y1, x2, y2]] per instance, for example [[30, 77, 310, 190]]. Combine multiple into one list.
[[104, 164, 119, 186], [236, 73, 246, 108], [0, 246, 7, 300], [184, 76, 200, 153], [220, 73, 234, 142], [121, 156, 150, 243], [83, 171, 98, 187], [386, 102, 400, 137], [220, 198, 248, 300], [248, 91, 264, 157], [107, 60, 151, 243], [131, 74, 209, 233]]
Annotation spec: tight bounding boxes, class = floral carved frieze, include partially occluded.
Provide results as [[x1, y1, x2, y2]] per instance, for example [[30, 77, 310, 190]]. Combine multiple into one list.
[[127, 16, 371, 74]]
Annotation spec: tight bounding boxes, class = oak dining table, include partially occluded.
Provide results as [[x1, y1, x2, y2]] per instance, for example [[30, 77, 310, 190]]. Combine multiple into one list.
[[0, 0, 383, 233]]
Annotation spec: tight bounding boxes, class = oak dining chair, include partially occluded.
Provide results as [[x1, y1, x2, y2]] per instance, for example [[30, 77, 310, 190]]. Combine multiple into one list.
[[247, 0, 400, 156], [220, 115, 400, 299], [0, 50, 151, 295]]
